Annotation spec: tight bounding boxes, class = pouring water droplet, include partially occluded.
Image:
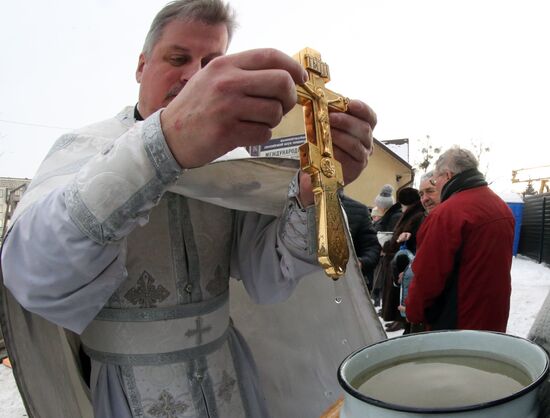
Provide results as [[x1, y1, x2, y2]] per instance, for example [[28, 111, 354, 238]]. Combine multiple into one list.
[[333, 277, 344, 305]]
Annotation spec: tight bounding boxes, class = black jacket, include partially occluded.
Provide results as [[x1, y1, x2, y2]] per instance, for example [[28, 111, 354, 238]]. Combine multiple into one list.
[[382, 200, 425, 256], [340, 194, 381, 283], [373, 202, 402, 232]]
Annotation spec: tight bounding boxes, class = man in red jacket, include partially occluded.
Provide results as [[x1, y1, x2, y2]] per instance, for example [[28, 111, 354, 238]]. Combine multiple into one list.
[[405, 146, 514, 331]]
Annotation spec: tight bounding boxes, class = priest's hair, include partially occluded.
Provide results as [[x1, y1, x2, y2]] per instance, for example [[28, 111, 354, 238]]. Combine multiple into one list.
[[142, 0, 237, 57]]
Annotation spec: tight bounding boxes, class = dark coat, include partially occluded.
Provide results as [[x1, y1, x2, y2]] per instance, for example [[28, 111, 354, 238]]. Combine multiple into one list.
[[380, 200, 426, 322], [373, 202, 402, 232], [382, 200, 425, 256], [340, 194, 381, 285], [371, 202, 402, 298]]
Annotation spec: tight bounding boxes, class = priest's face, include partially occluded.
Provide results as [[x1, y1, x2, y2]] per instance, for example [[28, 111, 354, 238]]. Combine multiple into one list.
[[136, 19, 229, 118]]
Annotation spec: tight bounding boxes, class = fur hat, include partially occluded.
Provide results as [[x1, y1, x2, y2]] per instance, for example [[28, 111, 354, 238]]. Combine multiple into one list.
[[397, 187, 420, 206], [374, 184, 395, 209]]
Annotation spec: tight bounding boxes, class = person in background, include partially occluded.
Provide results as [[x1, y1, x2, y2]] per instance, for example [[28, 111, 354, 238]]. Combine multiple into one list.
[[370, 184, 401, 307], [418, 170, 441, 212], [396, 171, 441, 333], [380, 187, 425, 332], [370, 206, 383, 223], [406, 146, 514, 332], [393, 246, 415, 331], [340, 193, 381, 290], [372, 184, 402, 233], [0, 1, 377, 416]]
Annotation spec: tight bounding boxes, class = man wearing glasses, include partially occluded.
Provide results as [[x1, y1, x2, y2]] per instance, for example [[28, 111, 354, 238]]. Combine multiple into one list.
[[420, 171, 441, 213], [405, 146, 514, 332]]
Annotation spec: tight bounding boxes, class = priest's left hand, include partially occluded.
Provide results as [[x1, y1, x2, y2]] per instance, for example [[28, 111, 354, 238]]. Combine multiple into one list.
[[331, 99, 376, 184], [299, 99, 376, 205]]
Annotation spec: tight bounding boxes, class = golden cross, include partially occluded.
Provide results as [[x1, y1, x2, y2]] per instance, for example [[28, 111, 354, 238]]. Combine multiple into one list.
[[294, 47, 350, 279]]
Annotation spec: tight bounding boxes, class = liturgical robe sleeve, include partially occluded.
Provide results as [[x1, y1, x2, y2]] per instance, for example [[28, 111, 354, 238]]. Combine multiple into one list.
[[1, 110, 318, 333]]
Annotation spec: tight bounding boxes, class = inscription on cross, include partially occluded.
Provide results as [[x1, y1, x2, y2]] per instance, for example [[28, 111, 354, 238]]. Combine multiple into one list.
[[185, 316, 212, 345], [294, 47, 350, 279]]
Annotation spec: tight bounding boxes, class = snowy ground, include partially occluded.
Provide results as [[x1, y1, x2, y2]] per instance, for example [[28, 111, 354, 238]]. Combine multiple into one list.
[[1, 256, 549, 418]]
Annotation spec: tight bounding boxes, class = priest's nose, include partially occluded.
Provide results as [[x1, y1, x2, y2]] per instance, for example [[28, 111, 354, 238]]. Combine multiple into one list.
[[179, 62, 202, 82]]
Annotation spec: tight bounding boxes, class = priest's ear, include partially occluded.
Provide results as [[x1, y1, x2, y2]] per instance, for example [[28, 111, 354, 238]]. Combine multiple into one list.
[[136, 53, 146, 83]]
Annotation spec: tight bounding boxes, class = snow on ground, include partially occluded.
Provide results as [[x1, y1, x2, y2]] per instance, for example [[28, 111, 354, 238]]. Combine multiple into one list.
[[506, 256, 550, 337], [1, 256, 550, 417], [0, 365, 27, 418]]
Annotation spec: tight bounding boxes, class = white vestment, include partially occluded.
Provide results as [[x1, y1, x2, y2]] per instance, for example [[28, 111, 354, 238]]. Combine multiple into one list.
[[1, 106, 385, 418], [528, 293, 550, 416]]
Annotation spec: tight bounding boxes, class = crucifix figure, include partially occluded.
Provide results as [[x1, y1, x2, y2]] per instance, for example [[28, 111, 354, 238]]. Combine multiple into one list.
[[294, 47, 350, 279], [185, 316, 212, 345]]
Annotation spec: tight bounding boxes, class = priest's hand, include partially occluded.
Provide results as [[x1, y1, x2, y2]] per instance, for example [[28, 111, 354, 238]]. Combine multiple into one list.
[[160, 48, 308, 169], [331, 99, 376, 185], [298, 99, 376, 206]]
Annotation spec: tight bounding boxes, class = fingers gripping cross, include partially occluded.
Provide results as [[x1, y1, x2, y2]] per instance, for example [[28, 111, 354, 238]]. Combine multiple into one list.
[[294, 47, 350, 279]]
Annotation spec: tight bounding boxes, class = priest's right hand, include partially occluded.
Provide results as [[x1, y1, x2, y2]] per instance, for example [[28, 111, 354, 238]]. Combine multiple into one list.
[[160, 48, 308, 169]]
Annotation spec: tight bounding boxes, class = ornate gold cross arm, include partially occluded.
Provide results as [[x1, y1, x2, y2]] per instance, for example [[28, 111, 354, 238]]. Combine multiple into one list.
[[293, 47, 350, 279]]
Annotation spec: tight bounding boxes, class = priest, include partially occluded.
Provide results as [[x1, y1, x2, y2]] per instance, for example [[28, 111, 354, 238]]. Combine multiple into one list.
[[0, 1, 379, 417]]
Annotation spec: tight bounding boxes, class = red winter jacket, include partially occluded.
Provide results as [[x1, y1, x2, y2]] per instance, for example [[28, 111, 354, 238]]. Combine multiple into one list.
[[405, 185, 514, 331]]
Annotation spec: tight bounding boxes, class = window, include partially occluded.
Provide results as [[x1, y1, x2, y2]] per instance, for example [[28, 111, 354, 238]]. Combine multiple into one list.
[[0, 189, 3, 198]]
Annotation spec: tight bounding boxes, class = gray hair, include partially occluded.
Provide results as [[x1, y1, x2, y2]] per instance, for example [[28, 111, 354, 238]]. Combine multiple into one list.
[[420, 170, 434, 183], [142, 0, 237, 57], [435, 146, 478, 175]]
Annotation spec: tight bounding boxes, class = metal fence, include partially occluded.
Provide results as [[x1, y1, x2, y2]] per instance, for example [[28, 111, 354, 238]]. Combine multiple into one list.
[[518, 193, 550, 264]]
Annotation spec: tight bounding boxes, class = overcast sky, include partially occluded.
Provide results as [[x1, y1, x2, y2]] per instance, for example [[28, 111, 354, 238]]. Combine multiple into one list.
[[1, 0, 549, 192]]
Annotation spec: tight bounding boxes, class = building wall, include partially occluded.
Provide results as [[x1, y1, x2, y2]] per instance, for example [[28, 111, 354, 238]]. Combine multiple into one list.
[[344, 141, 414, 207], [267, 106, 415, 207]]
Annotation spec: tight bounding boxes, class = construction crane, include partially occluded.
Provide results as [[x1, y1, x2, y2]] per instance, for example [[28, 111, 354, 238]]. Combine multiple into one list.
[[511, 165, 550, 194]]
